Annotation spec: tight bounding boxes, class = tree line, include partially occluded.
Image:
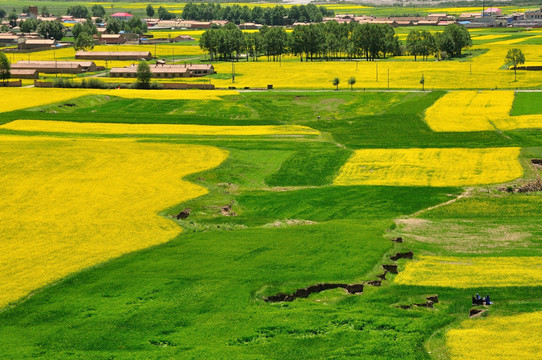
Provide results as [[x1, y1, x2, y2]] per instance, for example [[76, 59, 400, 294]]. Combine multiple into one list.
[[200, 22, 472, 62], [406, 24, 471, 60], [183, 3, 334, 25]]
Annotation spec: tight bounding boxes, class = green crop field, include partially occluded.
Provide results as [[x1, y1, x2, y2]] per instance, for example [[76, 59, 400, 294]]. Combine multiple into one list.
[[1, 1, 542, 358], [0, 88, 540, 359]]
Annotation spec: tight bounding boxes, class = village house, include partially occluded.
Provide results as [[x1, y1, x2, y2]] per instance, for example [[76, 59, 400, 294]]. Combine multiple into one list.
[[18, 38, 56, 50], [75, 51, 153, 61], [100, 34, 126, 45], [12, 60, 103, 73], [111, 13, 134, 22], [110, 64, 214, 78], [10, 69, 39, 79], [13, 61, 83, 74]]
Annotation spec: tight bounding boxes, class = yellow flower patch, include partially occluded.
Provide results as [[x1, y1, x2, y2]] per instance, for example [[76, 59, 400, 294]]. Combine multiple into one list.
[[0, 136, 228, 308], [1, 120, 320, 136], [333, 148, 522, 187], [394, 255, 542, 288], [425, 91, 542, 131], [447, 311, 542, 360], [0, 88, 238, 113]]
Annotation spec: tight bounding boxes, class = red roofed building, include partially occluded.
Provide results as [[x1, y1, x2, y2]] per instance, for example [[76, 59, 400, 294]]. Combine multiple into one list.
[[111, 12, 133, 21], [483, 8, 502, 16]]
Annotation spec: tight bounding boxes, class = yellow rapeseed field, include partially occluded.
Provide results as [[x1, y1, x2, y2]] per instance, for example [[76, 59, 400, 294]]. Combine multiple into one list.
[[333, 147, 522, 187], [0, 135, 228, 308], [205, 42, 542, 89], [425, 91, 542, 131], [472, 34, 510, 41], [394, 255, 542, 287], [0, 88, 238, 113], [447, 311, 542, 360], [1, 120, 320, 136]]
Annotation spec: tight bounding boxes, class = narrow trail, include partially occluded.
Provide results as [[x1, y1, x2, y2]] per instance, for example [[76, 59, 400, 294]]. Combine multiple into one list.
[[410, 187, 473, 217]]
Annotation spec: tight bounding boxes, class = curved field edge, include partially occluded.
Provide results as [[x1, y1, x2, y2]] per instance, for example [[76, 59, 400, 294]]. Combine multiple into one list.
[[0, 140, 464, 359], [0, 135, 228, 309], [446, 311, 542, 359]]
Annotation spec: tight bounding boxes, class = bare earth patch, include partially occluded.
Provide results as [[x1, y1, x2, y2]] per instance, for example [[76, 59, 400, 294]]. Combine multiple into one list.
[[393, 218, 533, 254]]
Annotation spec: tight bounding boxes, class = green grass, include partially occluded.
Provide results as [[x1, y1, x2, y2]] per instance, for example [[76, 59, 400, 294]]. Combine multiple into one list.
[[0, 88, 541, 359], [511, 92, 542, 116], [3, 91, 538, 150]]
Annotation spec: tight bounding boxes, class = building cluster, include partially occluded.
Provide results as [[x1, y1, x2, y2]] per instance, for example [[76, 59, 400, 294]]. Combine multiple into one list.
[[8, 60, 104, 78], [109, 63, 214, 78], [1, 5, 541, 55], [318, 7, 542, 28]]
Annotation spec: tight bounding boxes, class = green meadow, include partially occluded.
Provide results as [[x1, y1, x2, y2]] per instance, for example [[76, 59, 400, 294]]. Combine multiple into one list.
[[0, 89, 541, 358]]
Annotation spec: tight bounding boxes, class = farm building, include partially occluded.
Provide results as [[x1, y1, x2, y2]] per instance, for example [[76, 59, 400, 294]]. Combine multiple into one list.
[[0, 33, 19, 44], [12, 61, 103, 73], [75, 51, 153, 61], [110, 64, 214, 78], [100, 34, 126, 45], [10, 69, 39, 79], [110, 13, 133, 22], [18, 39, 56, 50], [144, 35, 195, 44], [12, 61, 84, 74]]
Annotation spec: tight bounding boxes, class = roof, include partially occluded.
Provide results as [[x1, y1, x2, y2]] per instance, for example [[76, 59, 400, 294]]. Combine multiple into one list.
[[111, 64, 212, 74], [101, 34, 124, 38], [13, 62, 81, 70], [111, 13, 133, 17], [24, 39, 56, 45], [111, 65, 188, 74], [76, 51, 152, 57], [15, 60, 95, 67], [10, 69, 38, 75]]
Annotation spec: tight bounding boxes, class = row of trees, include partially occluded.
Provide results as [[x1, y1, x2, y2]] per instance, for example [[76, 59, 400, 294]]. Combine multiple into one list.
[[182, 3, 334, 25], [406, 24, 472, 60], [200, 22, 402, 62], [18, 18, 65, 40], [200, 22, 473, 62], [66, 5, 106, 19]]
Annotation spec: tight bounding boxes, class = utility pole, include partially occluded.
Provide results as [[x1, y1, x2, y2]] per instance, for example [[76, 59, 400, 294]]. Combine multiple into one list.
[[232, 61, 235, 83], [387, 67, 390, 90]]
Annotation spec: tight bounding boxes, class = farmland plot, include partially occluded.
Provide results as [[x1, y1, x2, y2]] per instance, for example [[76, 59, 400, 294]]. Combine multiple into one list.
[[0, 135, 227, 307], [424, 91, 542, 131], [333, 148, 522, 187]]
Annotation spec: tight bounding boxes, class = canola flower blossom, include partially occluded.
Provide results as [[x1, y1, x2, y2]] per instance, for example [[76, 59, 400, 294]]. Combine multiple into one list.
[[0, 135, 228, 308], [333, 147, 522, 187], [425, 91, 542, 131], [1, 120, 320, 136], [0, 88, 238, 113], [394, 255, 542, 287], [447, 311, 542, 359]]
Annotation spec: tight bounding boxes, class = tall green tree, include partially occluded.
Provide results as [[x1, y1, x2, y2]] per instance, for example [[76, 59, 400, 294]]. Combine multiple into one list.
[[91, 5, 105, 18], [0, 52, 10, 82], [505, 48, 525, 82], [146, 5, 154, 18], [136, 61, 151, 89], [8, 12, 18, 27], [37, 21, 64, 40], [442, 24, 471, 57], [74, 32, 94, 51], [348, 76, 356, 91], [67, 5, 89, 19], [332, 77, 339, 90]]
